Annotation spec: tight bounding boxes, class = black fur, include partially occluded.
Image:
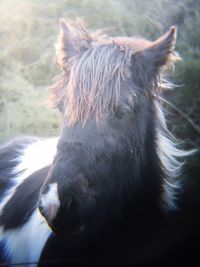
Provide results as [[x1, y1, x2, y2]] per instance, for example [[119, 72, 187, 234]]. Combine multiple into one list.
[[0, 240, 7, 263], [0, 166, 49, 230]]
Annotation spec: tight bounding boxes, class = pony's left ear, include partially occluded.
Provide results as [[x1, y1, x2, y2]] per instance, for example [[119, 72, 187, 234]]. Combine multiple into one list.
[[56, 19, 76, 71], [132, 26, 179, 88], [56, 19, 90, 72]]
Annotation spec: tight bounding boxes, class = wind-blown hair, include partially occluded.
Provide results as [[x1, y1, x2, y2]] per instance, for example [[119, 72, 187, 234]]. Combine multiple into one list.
[[155, 101, 194, 210]]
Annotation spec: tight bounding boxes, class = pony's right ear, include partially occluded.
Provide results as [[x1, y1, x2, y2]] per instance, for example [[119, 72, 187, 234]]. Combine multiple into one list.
[[143, 26, 178, 71], [56, 19, 80, 71], [131, 26, 180, 89]]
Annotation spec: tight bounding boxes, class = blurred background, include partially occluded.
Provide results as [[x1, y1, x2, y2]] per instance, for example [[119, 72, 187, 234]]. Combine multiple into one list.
[[0, 0, 199, 174]]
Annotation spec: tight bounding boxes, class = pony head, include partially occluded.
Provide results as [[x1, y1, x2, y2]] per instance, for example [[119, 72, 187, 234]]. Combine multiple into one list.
[[38, 19, 181, 235]]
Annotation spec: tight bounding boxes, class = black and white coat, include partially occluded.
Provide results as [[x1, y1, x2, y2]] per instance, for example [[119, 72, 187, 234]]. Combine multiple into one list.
[[0, 138, 57, 264], [0, 127, 199, 266]]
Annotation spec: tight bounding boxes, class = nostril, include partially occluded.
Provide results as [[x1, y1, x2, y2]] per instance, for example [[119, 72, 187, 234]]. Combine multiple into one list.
[[38, 201, 60, 222]]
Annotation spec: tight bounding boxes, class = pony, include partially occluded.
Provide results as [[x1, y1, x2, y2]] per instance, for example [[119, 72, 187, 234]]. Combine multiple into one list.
[[0, 19, 199, 266]]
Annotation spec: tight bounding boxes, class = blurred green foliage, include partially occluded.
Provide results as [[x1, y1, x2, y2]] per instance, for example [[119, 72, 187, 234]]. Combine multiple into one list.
[[0, 0, 199, 165]]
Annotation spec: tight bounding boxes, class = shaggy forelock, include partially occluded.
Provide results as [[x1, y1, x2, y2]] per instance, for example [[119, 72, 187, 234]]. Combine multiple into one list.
[[64, 43, 133, 125]]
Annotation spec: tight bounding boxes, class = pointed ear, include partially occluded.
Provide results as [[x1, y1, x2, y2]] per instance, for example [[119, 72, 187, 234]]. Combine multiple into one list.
[[56, 19, 89, 71], [131, 26, 179, 88], [144, 26, 178, 69]]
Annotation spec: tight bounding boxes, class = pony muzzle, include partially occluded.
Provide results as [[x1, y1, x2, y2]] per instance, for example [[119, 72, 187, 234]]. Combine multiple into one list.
[[38, 183, 61, 224]]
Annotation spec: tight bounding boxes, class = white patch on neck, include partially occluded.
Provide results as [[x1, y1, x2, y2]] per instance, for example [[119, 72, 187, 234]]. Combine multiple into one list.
[[0, 138, 58, 219], [14, 138, 59, 177], [156, 131, 183, 210], [155, 101, 194, 211], [40, 183, 60, 221], [0, 209, 52, 266]]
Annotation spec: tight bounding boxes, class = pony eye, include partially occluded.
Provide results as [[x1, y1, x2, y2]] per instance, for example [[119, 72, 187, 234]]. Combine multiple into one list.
[[114, 104, 132, 119], [114, 106, 125, 119]]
